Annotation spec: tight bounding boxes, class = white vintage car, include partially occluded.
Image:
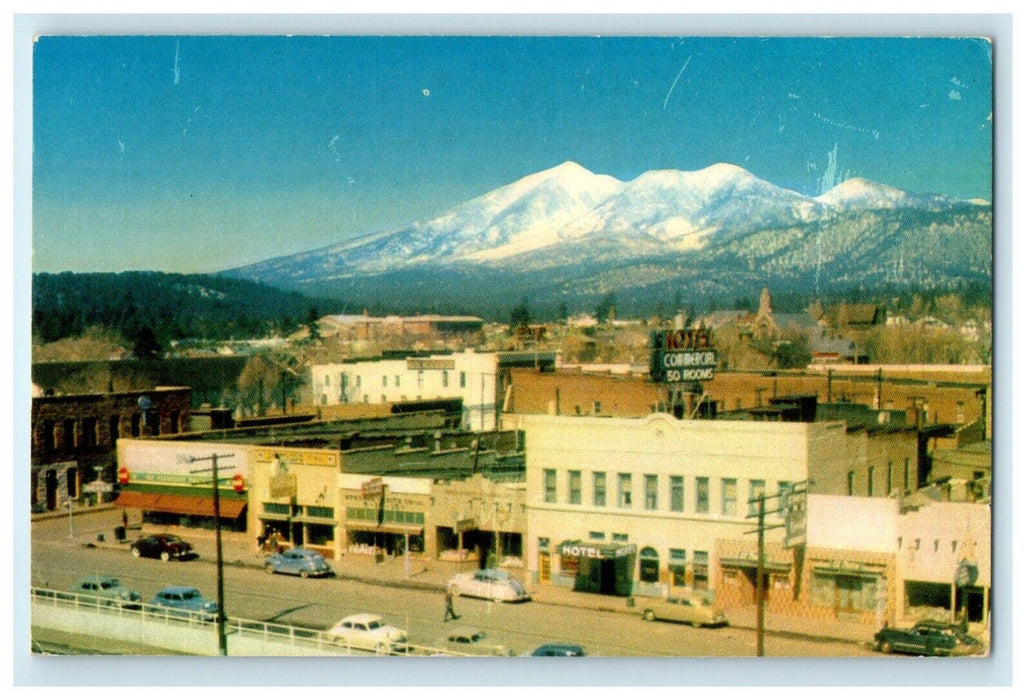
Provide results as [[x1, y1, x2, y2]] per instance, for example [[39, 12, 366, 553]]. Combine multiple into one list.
[[447, 568, 530, 602], [327, 613, 408, 652]]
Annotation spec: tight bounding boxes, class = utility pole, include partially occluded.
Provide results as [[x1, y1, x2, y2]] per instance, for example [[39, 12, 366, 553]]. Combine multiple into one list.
[[746, 480, 809, 658], [181, 452, 235, 656]]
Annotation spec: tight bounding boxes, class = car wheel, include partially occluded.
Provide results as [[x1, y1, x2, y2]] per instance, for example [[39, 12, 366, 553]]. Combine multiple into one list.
[[300, 569, 310, 579], [160, 551, 170, 562], [879, 641, 892, 654], [644, 610, 656, 621]]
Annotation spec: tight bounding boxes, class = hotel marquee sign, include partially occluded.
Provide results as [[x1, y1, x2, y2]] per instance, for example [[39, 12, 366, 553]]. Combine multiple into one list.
[[649, 328, 719, 383]]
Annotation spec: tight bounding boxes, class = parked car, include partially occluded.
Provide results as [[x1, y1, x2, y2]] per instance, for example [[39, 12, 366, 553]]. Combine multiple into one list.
[[130, 534, 196, 561], [327, 613, 408, 652], [265, 548, 334, 578], [148, 585, 218, 621], [874, 620, 985, 657], [640, 592, 728, 628], [434, 627, 513, 656], [447, 568, 530, 602], [528, 643, 586, 657], [68, 575, 142, 609]]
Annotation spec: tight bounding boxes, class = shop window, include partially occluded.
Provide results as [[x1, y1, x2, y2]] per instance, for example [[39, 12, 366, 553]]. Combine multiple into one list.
[[618, 473, 632, 508], [639, 547, 660, 583], [670, 476, 684, 512], [692, 550, 709, 591], [593, 472, 606, 507], [544, 469, 557, 503], [568, 470, 582, 505], [669, 549, 687, 587], [307, 506, 334, 519], [721, 478, 737, 516], [696, 477, 710, 514], [306, 524, 334, 546], [747, 480, 765, 516], [644, 474, 658, 510]]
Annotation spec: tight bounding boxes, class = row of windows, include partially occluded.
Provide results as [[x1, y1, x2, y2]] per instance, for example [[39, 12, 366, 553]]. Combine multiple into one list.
[[846, 459, 911, 497], [543, 469, 795, 517], [37, 412, 178, 453], [324, 371, 468, 391]]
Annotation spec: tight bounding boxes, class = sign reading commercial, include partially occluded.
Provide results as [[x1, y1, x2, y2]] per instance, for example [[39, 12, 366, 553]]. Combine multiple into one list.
[[406, 358, 456, 371], [649, 328, 719, 383]]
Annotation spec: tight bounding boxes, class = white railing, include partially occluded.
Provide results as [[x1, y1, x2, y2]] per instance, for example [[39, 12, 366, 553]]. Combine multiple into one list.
[[31, 587, 465, 656]]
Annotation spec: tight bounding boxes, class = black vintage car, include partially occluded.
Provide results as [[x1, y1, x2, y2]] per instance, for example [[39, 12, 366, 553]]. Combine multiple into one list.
[[129, 533, 197, 561], [874, 620, 984, 657]]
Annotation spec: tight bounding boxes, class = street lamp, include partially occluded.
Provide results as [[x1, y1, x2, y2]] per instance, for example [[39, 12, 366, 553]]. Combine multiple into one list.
[[179, 452, 234, 656]]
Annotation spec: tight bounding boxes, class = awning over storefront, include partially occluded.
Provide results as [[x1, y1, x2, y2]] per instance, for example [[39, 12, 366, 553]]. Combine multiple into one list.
[[345, 521, 424, 536], [114, 490, 247, 519], [719, 556, 792, 574], [555, 540, 638, 560], [811, 561, 885, 579]]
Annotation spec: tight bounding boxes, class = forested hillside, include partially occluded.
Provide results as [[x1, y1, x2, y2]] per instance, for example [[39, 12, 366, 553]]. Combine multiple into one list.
[[31, 272, 336, 347]]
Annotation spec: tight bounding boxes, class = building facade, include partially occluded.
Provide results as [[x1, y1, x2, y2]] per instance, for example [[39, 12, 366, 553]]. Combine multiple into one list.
[[31, 386, 192, 511], [513, 411, 919, 600]]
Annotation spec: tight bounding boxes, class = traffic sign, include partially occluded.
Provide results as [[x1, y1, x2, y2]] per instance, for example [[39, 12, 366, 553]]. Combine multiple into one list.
[[117, 467, 130, 485], [232, 473, 245, 493]]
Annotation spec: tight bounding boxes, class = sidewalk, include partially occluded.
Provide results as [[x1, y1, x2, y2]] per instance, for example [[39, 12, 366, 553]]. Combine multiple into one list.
[[75, 519, 876, 648]]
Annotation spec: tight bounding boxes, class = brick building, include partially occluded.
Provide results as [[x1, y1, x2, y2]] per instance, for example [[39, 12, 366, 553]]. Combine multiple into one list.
[[30, 385, 192, 510]]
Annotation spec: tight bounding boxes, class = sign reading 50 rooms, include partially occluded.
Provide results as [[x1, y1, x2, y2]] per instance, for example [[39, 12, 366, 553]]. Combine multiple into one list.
[[649, 329, 719, 383]]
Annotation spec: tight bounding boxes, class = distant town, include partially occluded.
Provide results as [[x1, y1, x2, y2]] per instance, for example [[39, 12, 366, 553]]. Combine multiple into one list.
[[30, 282, 991, 657]]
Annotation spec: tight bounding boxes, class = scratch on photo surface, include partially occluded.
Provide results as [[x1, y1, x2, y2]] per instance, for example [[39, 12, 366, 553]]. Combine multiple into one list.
[[173, 41, 180, 85], [813, 111, 879, 139], [663, 56, 692, 111]]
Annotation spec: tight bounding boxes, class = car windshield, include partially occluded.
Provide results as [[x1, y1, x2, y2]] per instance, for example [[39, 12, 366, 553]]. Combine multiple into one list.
[[182, 590, 199, 600], [99, 581, 116, 589], [164, 536, 182, 543]]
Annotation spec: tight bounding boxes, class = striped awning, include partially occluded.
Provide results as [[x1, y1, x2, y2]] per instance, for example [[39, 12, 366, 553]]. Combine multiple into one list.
[[114, 490, 247, 519]]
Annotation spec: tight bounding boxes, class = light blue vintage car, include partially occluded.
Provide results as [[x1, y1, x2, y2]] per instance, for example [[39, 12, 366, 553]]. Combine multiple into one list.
[[148, 585, 218, 621], [264, 548, 334, 578]]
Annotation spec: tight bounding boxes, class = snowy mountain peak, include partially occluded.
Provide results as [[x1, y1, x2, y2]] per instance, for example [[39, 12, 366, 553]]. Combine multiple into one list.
[[817, 177, 910, 208]]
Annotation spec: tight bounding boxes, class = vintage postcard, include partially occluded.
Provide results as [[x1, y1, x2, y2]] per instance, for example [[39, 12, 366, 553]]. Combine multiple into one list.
[[22, 20, 1002, 686]]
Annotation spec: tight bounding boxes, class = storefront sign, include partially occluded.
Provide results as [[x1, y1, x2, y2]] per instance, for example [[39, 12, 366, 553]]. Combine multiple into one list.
[[560, 543, 637, 560], [83, 479, 114, 493], [406, 358, 456, 371], [783, 488, 807, 549], [649, 329, 718, 383], [453, 517, 477, 533], [361, 477, 384, 498]]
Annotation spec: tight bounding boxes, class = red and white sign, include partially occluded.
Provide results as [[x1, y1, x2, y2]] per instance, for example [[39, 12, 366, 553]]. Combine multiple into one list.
[[117, 467, 130, 485], [232, 473, 245, 493]]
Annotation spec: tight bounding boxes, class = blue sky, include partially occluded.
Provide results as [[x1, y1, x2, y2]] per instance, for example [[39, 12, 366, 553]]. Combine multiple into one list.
[[31, 35, 993, 274]]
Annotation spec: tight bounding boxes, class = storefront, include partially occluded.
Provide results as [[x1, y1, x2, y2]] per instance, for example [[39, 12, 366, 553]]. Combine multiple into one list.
[[717, 550, 793, 607], [809, 558, 888, 621], [554, 540, 637, 597]]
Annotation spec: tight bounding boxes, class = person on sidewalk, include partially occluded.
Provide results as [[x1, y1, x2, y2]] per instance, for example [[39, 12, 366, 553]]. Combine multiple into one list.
[[443, 587, 459, 622]]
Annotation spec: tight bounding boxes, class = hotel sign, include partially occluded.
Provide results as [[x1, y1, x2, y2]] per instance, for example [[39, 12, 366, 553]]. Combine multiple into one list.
[[649, 328, 719, 383], [406, 358, 456, 371], [560, 543, 637, 560]]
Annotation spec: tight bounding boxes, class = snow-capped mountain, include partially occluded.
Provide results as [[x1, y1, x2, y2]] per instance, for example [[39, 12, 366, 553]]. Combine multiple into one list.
[[223, 161, 991, 310]]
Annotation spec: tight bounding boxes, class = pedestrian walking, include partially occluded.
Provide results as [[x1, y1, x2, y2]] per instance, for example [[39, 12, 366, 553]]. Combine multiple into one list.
[[443, 587, 459, 622]]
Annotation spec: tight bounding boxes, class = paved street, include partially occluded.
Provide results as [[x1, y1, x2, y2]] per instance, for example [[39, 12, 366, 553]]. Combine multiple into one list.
[[31, 507, 878, 657]]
